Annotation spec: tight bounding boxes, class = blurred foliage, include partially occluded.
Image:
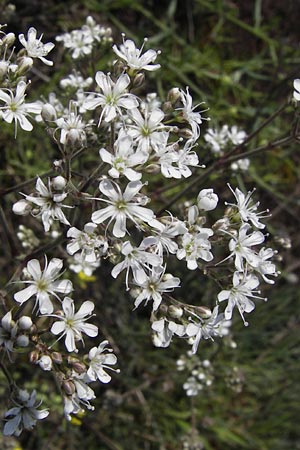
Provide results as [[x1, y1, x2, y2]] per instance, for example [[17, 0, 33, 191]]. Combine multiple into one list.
[[1, 0, 300, 449]]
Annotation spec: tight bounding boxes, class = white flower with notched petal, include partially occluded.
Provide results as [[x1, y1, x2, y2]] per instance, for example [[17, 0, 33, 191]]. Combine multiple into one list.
[[127, 107, 167, 153], [14, 257, 73, 315], [177, 230, 214, 270], [18, 27, 54, 66], [83, 71, 138, 124], [99, 131, 148, 181], [226, 184, 269, 230], [0, 81, 41, 136], [92, 179, 159, 238], [133, 266, 181, 312], [87, 340, 118, 383], [3, 389, 48, 437], [218, 272, 266, 325], [67, 222, 108, 263], [227, 223, 265, 272], [13, 177, 71, 232], [113, 36, 161, 72], [176, 87, 207, 143], [50, 297, 98, 352]]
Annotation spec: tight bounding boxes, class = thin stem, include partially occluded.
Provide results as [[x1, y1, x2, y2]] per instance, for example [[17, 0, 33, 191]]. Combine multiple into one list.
[[0, 170, 54, 197]]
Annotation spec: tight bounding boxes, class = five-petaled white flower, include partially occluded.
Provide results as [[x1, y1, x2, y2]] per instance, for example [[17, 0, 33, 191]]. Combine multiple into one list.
[[112, 36, 161, 72], [0, 81, 41, 136], [14, 257, 73, 315], [127, 107, 167, 153], [50, 297, 98, 352], [218, 272, 265, 325], [92, 179, 159, 238], [176, 87, 207, 143], [19, 27, 54, 66], [83, 71, 138, 124], [3, 389, 48, 437], [87, 340, 118, 383]]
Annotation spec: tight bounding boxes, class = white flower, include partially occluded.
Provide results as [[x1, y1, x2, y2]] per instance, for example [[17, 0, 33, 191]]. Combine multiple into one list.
[[56, 29, 93, 59], [14, 257, 73, 315], [60, 71, 93, 89], [112, 36, 161, 71], [83, 71, 138, 124], [226, 184, 269, 229], [151, 318, 185, 348], [177, 230, 214, 270], [142, 215, 187, 256], [176, 87, 206, 142], [15, 177, 71, 232], [293, 79, 300, 101], [197, 188, 218, 211], [204, 125, 229, 153], [127, 107, 167, 153], [63, 372, 96, 420], [185, 306, 228, 354], [133, 267, 180, 311], [82, 16, 112, 43], [228, 223, 265, 272], [218, 272, 265, 325], [0, 81, 41, 135], [50, 297, 98, 352], [68, 253, 101, 277], [99, 131, 148, 180], [19, 27, 54, 65], [227, 126, 247, 145], [111, 240, 161, 289], [91, 179, 159, 238], [255, 247, 278, 284], [231, 158, 250, 172], [3, 389, 48, 436], [183, 376, 202, 396], [55, 110, 87, 146], [87, 340, 118, 383], [67, 222, 108, 263]]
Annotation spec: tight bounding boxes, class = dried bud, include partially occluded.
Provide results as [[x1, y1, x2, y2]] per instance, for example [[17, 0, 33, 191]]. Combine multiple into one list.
[[62, 379, 76, 396], [2, 32, 15, 47], [71, 361, 86, 374], [52, 352, 63, 364], [167, 87, 180, 104], [178, 128, 194, 139], [132, 72, 145, 88], [18, 316, 33, 330], [193, 306, 212, 319], [29, 350, 40, 364], [41, 103, 57, 122], [168, 304, 183, 319]]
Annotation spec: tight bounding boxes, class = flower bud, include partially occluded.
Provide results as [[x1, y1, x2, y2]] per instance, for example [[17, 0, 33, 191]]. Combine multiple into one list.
[[17, 56, 33, 75], [162, 101, 173, 113], [38, 355, 52, 371], [178, 128, 194, 139], [41, 103, 57, 122], [144, 164, 160, 174], [193, 306, 212, 319], [12, 199, 32, 216], [62, 379, 76, 396], [168, 304, 183, 319], [16, 335, 29, 347], [167, 87, 181, 104], [197, 189, 218, 211], [0, 61, 8, 80], [2, 32, 15, 47], [18, 316, 33, 330], [71, 361, 86, 374], [29, 350, 40, 363], [132, 72, 145, 88], [52, 175, 67, 191], [212, 217, 230, 232], [52, 352, 63, 364]]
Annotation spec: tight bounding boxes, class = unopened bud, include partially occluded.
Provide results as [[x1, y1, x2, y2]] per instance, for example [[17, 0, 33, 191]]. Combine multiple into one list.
[[52, 175, 67, 190], [168, 304, 183, 319], [62, 379, 76, 396], [71, 361, 86, 374], [2, 32, 15, 47], [193, 306, 212, 319], [41, 103, 57, 122], [16, 335, 29, 347], [167, 87, 180, 104], [52, 352, 63, 364], [66, 128, 84, 147], [132, 72, 145, 88], [12, 199, 32, 216], [144, 164, 160, 174], [212, 217, 230, 233], [29, 350, 40, 363], [18, 316, 33, 330], [0, 61, 8, 80], [38, 355, 52, 371], [178, 128, 194, 139], [162, 101, 173, 113], [17, 56, 33, 75]]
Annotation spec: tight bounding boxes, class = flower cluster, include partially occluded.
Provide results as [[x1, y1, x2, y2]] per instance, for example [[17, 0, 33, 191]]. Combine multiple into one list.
[[0, 16, 282, 436]]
